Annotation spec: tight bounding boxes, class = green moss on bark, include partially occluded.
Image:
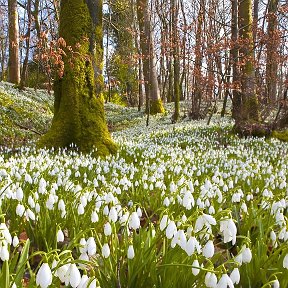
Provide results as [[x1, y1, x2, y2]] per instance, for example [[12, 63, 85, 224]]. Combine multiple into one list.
[[272, 130, 288, 142], [149, 99, 165, 115], [38, 0, 116, 156]]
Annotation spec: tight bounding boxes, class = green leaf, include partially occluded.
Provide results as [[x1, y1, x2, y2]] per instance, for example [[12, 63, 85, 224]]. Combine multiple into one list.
[[13, 239, 30, 287]]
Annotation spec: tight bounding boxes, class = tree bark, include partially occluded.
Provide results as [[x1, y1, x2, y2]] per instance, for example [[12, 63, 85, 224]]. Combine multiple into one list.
[[136, 0, 164, 115], [237, 0, 259, 122], [8, 0, 20, 84], [39, 0, 116, 156], [266, 0, 279, 103]]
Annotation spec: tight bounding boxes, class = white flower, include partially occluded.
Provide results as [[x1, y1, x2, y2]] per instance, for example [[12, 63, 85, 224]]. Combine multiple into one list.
[[129, 212, 140, 230], [104, 222, 112, 236], [36, 263, 52, 288], [127, 245, 135, 259], [67, 263, 81, 288], [79, 238, 87, 254], [165, 221, 177, 239], [242, 246, 252, 263], [16, 203, 25, 217], [77, 204, 85, 215], [57, 263, 69, 283], [57, 230, 64, 242], [88, 279, 97, 288], [26, 209, 35, 221], [0, 245, 9, 261], [12, 236, 19, 247], [192, 259, 200, 276], [78, 274, 89, 288], [160, 215, 169, 231], [273, 279, 280, 288], [16, 187, 24, 201], [87, 237, 96, 256], [220, 219, 237, 245], [230, 268, 240, 284], [91, 211, 99, 223], [186, 236, 201, 256], [108, 207, 118, 223], [205, 272, 217, 288], [102, 243, 110, 258], [283, 254, 288, 269], [216, 273, 234, 288], [202, 240, 214, 258]]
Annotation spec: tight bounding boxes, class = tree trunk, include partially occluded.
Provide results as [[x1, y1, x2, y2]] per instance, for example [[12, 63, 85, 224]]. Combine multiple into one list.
[[136, 0, 164, 115], [231, 0, 241, 120], [19, 0, 32, 89], [191, 0, 204, 120], [266, 0, 279, 103], [237, 0, 259, 123], [172, 0, 180, 122], [8, 0, 20, 84], [39, 0, 116, 156]]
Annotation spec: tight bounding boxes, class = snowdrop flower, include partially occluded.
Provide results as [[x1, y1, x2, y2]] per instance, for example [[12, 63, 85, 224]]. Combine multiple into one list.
[[230, 268, 240, 284], [216, 273, 234, 288], [186, 236, 201, 256], [87, 237, 96, 256], [79, 238, 87, 254], [108, 207, 118, 223], [192, 259, 200, 276], [78, 274, 89, 288], [165, 221, 177, 239], [120, 212, 129, 225], [77, 204, 85, 215], [16, 203, 25, 217], [171, 230, 186, 249], [127, 245, 135, 259], [36, 263, 52, 288], [12, 235, 19, 247], [16, 187, 24, 201], [241, 245, 252, 263], [102, 243, 110, 258], [91, 211, 99, 223], [26, 209, 35, 221], [163, 197, 170, 206], [283, 254, 288, 269], [273, 279, 280, 288], [0, 245, 9, 261], [58, 199, 65, 211], [205, 272, 218, 288], [137, 207, 142, 217], [57, 229, 65, 242], [160, 215, 169, 231], [103, 205, 109, 215], [25, 174, 33, 184], [67, 263, 81, 288], [202, 240, 214, 258], [28, 196, 35, 208], [104, 222, 112, 236], [220, 219, 237, 245], [129, 212, 140, 230]]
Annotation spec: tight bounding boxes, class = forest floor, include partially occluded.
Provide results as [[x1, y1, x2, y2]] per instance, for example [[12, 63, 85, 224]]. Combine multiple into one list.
[[0, 81, 288, 288]]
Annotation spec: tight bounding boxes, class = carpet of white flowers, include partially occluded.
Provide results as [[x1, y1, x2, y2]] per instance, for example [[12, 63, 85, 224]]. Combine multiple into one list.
[[0, 115, 288, 288]]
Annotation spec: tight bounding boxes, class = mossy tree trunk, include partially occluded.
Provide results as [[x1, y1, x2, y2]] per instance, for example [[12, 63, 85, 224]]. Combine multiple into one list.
[[136, 0, 164, 115], [39, 0, 116, 156], [8, 0, 20, 84], [237, 0, 260, 123]]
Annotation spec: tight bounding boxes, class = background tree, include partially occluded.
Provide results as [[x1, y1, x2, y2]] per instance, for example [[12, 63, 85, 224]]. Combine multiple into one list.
[[136, 0, 164, 115], [39, 0, 116, 155], [8, 0, 20, 84]]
